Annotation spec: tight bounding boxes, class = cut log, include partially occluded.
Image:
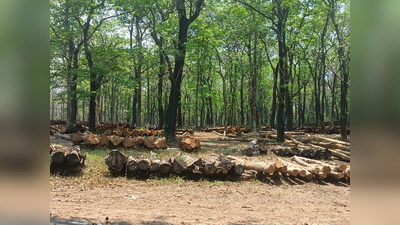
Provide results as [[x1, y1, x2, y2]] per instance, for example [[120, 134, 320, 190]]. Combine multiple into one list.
[[103, 129, 112, 136], [71, 131, 89, 145], [212, 131, 224, 136], [345, 167, 350, 178], [243, 139, 257, 156], [122, 128, 133, 137], [312, 142, 350, 152], [226, 155, 275, 174], [105, 150, 127, 173], [122, 136, 135, 148], [218, 137, 274, 142], [159, 160, 172, 173], [55, 133, 72, 141], [291, 156, 332, 173], [84, 133, 99, 145], [65, 150, 80, 165], [155, 137, 167, 149], [233, 164, 244, 176], [149, 160, 160, 173], [214, 154, 236, 174], [109, 135, 123, 146], [317, 136, 350, 146], [100, 134, 110, 146], [138, 159, 150, 171], [328, 171, 345, 179], [204, 162, 217, 175], [114, 127, 124, 137], [50, 151, 65, 164], [170, 157, 186, 173], [331, 149, 350, 161], [183, 155, 204, 174], [133, 136, 144, 146], [126, 156, 138, 173], [180, 138, 201, 152], [144, 136, 156, 148]]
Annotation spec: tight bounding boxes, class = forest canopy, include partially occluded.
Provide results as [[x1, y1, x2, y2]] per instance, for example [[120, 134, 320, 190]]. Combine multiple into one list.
[[50, 0, 350, 141]]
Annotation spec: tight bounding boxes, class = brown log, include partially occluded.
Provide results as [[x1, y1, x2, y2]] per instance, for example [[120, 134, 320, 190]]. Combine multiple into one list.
[[226, 155, 275, 174], [328, 171, 345, 179], [103, 129, 112, 136], [159, 160, 172, 173], [84, 133, 99, 145], [114, 127, 124, 137], [50, 151, 65, 164], [99, 134, 110, 146], [50, 144, 57, 154], [71, 131, 89, 145], [180, 138, 201, 152], [123, 128, 133, 137], [183, 155, 204, 174], [133, 136, 144, 146], [155, 137, 168, 149], [330, 149, 350, 161], [105, 150, 127, 173], [291, 156, 333, 174], [204, 163, 217, 175], [212, 131, 224, 136], [109, 135, 123, 146], [312, 142, 350, 152], [290, 157, 321, 175], [317, 136, 350, 146], [345, 167, 350, 178], [122, 136, 135, 148], [126, 156, 138, 173], [138, 159, 150, 171], [218, 137, 274, 142], [170, 157, 186, 173], [214, 155, 236, 174], [143, 136, 156, 148]]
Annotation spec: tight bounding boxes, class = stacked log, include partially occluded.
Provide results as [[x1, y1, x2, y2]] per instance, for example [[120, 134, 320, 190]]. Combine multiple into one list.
[[72, 131, 166, 149], [50, 145, 86, 174], [203, 126, 249, 134], [105, 149, 127, 176], [180, 138, 201, 152]]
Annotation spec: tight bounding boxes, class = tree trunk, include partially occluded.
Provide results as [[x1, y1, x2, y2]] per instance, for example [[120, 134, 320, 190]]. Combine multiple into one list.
[[158, 51, 164, 129]]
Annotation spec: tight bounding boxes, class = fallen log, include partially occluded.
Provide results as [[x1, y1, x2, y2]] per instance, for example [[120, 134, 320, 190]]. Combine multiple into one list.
[[65, 148, 80, 165], [126, 156, 138, 174], [317, 136, 350, 146], [84, 133, 99, 145], [100, 134, 110, 146], [214, 155, 236, 174], [109, 135, 123, 146], [138, 159, 150, 171], [105, 150, 127, 173], [180, 138, 201, 152], [328, 171, 345, 179], [183, 155, 204, 174], [226, 155, 275, 174], [159, 160, 172, 174], [345, 167, 350, 178], [149, 159, 160, 173], [50, 150, 65, 164], [133, 136, 144, 146], [55, 133, 72, 141], [143, 136, 156, 148], [312, 142, 350, 152], [155, 137, 167, 149], [170, 157, 186, 173], [122, 136, 135, 148], [71, 131, 89, 145], [218, 137, 274, 142]]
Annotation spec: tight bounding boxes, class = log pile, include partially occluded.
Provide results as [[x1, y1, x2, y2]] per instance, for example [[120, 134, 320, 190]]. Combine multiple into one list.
[[294, 126, 350, 135], [204, 125, 249, 135], [50, 121, 88, 136], [105, 150, 244, 178], [180, 138, 201, 153], [70, 131, 167, 149], [226, 155, 349, 181], [50, 145, 86, 173]]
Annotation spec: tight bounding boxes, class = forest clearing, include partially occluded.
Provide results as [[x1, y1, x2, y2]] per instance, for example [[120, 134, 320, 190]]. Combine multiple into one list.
[[50, 125, 350, 224], [50, 0, 350, 224]]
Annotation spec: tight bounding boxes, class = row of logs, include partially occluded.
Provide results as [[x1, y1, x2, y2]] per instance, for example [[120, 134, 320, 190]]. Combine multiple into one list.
[[264, 146, 333, 160], [226, 155, 350, 180], [104, 150, 244, 177], [102, 127, 164, 137], [50, 145, 86, 173], [203, 126, 249, 134], [71, 131, 168, 149]]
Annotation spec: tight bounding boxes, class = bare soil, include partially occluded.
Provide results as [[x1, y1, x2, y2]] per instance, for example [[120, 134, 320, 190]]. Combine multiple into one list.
[[50, 131, 350, 225]]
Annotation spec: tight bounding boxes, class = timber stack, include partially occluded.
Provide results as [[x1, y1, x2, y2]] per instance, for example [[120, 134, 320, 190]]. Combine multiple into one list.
[[70, 130, 168, 149], [50, 144, 86, 174]]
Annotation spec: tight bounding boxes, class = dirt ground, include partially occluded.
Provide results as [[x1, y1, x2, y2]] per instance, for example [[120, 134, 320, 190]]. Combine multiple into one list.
[[50, 131, 350, 225]]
